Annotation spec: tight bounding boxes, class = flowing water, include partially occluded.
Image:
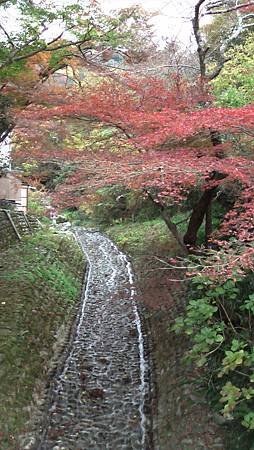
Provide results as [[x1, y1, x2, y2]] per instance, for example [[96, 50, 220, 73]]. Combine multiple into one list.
[[35, 229, 152, 450]]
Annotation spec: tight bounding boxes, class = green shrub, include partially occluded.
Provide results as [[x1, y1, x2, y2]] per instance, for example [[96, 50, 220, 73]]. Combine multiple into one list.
[[171, 268, 254, 447]]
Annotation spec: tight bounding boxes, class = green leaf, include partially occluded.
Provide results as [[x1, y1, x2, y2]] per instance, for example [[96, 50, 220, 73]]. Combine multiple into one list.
[[242, 412, 254, 430]]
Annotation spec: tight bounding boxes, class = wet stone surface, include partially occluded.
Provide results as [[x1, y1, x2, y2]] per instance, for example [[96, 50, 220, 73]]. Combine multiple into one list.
[[35, 230, 151, 450]]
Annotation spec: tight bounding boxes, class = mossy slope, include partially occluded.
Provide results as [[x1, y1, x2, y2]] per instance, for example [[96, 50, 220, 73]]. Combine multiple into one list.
[[0, 229, 84, 449]]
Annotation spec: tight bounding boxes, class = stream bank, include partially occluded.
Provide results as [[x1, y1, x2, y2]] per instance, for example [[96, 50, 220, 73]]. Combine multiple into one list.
[[0, 229, 84, 450], [106, 219, 226, 450]]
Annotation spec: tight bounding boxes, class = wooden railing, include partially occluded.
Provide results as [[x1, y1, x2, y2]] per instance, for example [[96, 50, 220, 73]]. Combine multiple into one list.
[[0, 209, 40, 249]]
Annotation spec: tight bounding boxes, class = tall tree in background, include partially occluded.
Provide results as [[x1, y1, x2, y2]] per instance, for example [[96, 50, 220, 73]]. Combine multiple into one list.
[[193, 0, 254, 80], [180, 0, 254, 245]]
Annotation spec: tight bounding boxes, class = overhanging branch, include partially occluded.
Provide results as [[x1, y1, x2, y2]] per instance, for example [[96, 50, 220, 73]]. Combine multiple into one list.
[[206, 1, 254, 15]]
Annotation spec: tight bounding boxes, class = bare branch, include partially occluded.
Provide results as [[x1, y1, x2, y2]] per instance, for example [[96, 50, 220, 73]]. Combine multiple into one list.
[[104, 64, 201, 74], [231, 125, 254, 137], [208, 56, 231, 80], [0, 23, 15, 48], [192, 1, 254, 80], [206, 1, 254, 15], [241, 12, 254, 20]]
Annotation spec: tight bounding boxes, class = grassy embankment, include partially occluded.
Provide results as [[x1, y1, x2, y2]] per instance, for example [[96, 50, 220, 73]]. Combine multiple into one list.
[[105, 216, 225, 450], [0, 229, 84, 449]]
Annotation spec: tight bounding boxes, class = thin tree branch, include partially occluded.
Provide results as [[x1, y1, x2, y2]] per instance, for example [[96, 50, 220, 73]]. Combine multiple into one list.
[[0, 23, 15, 48], [0, 37, 89, 70], [146, 190, 188, 254], [104, 63, 201, 74], [206, 1, 254, 15]]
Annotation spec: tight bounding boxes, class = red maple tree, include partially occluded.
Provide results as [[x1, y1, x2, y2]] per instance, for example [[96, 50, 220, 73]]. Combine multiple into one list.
[[14, 74, 254, 255]]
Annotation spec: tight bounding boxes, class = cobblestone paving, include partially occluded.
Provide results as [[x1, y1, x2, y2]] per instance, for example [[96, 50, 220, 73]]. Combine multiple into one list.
[[36, 230, 151, 450]]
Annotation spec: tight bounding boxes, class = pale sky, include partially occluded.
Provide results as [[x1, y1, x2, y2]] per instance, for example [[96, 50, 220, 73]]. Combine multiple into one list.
[[1, 0, 205, 49], [101, 0, 200, 46]]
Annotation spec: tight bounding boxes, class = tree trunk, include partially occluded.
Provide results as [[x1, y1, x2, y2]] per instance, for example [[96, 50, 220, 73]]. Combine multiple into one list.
[[0, 93, 14, 143], [210, 130, 222, 146], [183, 187, 216, 247], [205, 201, 213, 247], [147, 192, 188, 254], [160, 207, 188, 254]]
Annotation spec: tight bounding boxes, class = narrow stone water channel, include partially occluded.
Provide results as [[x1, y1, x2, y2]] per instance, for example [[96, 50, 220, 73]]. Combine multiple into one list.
[[35, 229, 152, 450]]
